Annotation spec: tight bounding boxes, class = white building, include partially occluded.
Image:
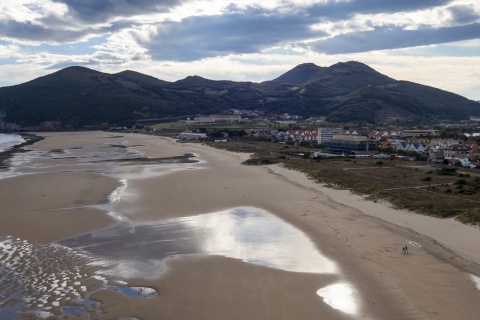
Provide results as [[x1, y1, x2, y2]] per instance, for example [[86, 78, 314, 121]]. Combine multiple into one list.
[[179, 131, 207, 139]]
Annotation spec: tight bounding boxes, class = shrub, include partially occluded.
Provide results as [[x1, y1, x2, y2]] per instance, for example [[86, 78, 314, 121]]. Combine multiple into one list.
[[376, 160, 384, 166], [421, 177, 432, 182], [454, 179, 468, 185], [456, 208, 480, 225], [436, 168, 458, 175], [462, 189, 476, 195]]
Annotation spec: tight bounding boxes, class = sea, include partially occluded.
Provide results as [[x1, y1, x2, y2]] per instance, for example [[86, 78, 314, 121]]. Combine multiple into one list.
[[0, 133, 25, 153]]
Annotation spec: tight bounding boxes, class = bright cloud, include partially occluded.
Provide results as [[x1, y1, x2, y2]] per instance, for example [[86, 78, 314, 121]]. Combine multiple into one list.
[[0, 0, 478, 100]]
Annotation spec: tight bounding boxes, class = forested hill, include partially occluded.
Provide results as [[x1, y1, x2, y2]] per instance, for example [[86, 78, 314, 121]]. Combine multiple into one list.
[[0, 61, 478, 129]]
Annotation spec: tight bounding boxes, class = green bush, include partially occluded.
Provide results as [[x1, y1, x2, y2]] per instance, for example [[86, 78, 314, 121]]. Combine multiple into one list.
[[456, 208, 480, 225], [436, 168, 458, 175]]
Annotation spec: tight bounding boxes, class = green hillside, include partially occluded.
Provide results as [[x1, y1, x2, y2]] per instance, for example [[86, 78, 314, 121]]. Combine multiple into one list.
[[0, 61, 479, 129]]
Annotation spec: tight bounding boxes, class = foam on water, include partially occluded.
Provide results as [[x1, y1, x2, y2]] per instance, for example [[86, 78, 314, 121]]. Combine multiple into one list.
[[0, 134, 25, 152]]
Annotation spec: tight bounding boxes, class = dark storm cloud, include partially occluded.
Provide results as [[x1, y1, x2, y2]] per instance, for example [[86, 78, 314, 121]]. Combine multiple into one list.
[[141, 1, 480, 61], [3, 0, 479, 61], [447, 5, 480, 24], [144, 9, 325, 61], [50, 0, 184, 23], [0, 16, 134, 44], [0, 19, 102, 43], [308, 23, 480, 54]]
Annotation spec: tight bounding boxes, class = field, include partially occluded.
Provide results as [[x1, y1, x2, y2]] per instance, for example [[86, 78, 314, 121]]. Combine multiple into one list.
[[151, 121, 281, 131], [207, 139, 480, 224]]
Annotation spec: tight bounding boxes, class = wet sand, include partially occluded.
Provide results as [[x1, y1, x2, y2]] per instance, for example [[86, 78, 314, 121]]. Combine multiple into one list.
[[1, 131, 479, 319]]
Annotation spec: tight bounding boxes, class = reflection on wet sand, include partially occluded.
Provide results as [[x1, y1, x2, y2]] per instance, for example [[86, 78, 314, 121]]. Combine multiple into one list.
[[0, 236, 104, 319], [59, 206, 361, 315], [470, 274, 480, 291], [316, 282, 359, 315], [59, 207, 337, 279]]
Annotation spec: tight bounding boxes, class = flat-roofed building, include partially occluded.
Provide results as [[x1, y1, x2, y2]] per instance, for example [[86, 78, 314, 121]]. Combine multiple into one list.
[[401, 129, 438, 137], [179, 131, 207, 139], [323, 135, 379, 155], [318, 127, 343, 144]]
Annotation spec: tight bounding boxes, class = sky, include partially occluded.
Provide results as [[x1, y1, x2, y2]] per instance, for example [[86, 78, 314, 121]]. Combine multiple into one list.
[[0, 0, 479, 100]]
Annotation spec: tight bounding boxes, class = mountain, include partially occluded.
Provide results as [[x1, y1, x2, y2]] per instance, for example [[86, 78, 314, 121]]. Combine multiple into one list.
[[0, 61, 479, 129], [114, 70, 169, 87], [271, 62, 325, 86]]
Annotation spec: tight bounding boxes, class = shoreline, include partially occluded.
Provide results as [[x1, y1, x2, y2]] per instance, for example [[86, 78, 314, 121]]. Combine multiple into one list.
[[0, 132, 44, 169], [1, 131, 479, 319]]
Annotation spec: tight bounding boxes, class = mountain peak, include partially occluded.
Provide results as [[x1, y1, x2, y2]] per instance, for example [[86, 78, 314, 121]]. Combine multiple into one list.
[[115, 70, 169, 86], [272, 62, 325, 86], [328, 61, 377, 73]]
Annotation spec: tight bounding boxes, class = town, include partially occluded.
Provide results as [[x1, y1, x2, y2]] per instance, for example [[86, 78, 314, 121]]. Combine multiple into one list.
[[131, 110, 480, 169]]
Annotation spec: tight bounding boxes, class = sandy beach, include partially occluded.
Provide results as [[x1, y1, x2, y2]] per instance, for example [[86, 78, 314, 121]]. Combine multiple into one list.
[[1, 131, 479, 319]]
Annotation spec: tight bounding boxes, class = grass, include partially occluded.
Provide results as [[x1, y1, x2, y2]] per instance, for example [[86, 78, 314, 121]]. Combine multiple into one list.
[[207, 139, 480, 224]]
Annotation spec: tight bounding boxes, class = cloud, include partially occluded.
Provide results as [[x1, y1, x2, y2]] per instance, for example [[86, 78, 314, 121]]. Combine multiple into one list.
[[50, 0, 184, 23], [308, 22, 480, 54], [307, 0, 453, 20], [447, 4, 480, 25], [143, 8, 325, 61]]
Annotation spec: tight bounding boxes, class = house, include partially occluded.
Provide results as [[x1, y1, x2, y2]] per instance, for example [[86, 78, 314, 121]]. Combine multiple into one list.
[[285, 130, 318, 143], [393, 141, 426, 153], [444, 145, 472, 160], [368, 130, 400, 141]]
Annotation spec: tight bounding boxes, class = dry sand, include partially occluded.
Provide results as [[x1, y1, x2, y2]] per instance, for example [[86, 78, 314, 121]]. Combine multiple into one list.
[[1, 131, 479, 319]]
